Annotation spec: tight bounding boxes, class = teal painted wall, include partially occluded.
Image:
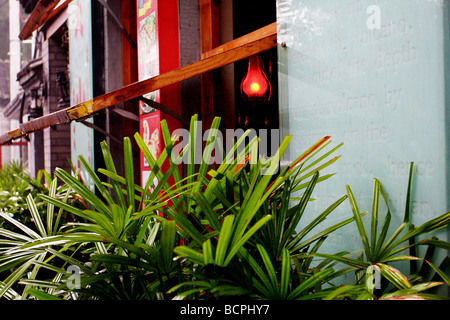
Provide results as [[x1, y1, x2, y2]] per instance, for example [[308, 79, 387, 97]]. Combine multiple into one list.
[[69, 0, 95, 190], [277, 0, 449, 276]]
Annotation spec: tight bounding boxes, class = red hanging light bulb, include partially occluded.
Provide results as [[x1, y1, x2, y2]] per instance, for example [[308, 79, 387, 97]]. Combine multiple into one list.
[[240, 54, 272, 103]]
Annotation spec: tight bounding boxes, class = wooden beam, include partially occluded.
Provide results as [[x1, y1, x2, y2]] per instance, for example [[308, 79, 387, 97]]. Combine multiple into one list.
[[66, 34, 277, 119], [201, 22, 277, 59], [41, 0, 72, 25], [36, 0, 66, 28], [0, 25, 277, 145], [19, 0, 62, 40], [18, 0, 71, 41]]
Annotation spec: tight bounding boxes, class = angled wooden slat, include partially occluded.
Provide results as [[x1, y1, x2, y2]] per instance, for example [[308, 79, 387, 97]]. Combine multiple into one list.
[[35, 0, 59, 28], [201, 22, 277, 59], [1, 24, 277, 145], [38, 0, 72, 29], [19, 0, 62, 40], [65, 33, 277, 120]]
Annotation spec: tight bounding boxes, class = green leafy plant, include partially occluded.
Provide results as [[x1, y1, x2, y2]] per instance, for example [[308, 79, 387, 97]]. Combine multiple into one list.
[[170, 135, 361, 299], [0, 162, 83, 299], [0, 161, 34, 230], [0, 162, 81, 230], [0, 115, 349, 300], [0, 176, 77, 299], [307, 162, 450, 300], [1, 115, 448, 301]]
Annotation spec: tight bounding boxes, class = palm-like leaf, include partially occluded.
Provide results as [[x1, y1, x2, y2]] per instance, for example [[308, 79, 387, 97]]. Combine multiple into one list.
[[0, 178, 76, 299], [305, 162, 450, 299], [2, 114, 394, 301]]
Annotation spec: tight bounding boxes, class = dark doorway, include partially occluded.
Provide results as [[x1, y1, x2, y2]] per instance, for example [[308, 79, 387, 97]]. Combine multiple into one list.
[[233, 0, 279, 133]]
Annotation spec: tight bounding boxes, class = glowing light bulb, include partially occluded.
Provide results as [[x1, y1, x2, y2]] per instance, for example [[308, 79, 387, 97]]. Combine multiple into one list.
[[240, 54, 272, 103]]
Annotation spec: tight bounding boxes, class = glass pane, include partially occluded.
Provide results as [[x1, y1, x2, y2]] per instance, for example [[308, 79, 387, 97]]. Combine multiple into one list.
[[277, 0, 449, 263]]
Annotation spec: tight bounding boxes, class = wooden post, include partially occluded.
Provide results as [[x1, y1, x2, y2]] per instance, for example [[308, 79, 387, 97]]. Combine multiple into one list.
[[199, 0, 220, 131], [121, 0, 138, 140], [120, 0, 140, 183]]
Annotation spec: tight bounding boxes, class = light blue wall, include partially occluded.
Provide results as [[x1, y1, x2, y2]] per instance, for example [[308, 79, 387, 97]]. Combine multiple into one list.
[[277, 0, 449, 274], [69, 0, 95, 191]]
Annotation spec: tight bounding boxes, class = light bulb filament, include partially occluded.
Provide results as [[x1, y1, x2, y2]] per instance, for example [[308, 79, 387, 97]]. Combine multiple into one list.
[[250, 82, 260, 92]]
